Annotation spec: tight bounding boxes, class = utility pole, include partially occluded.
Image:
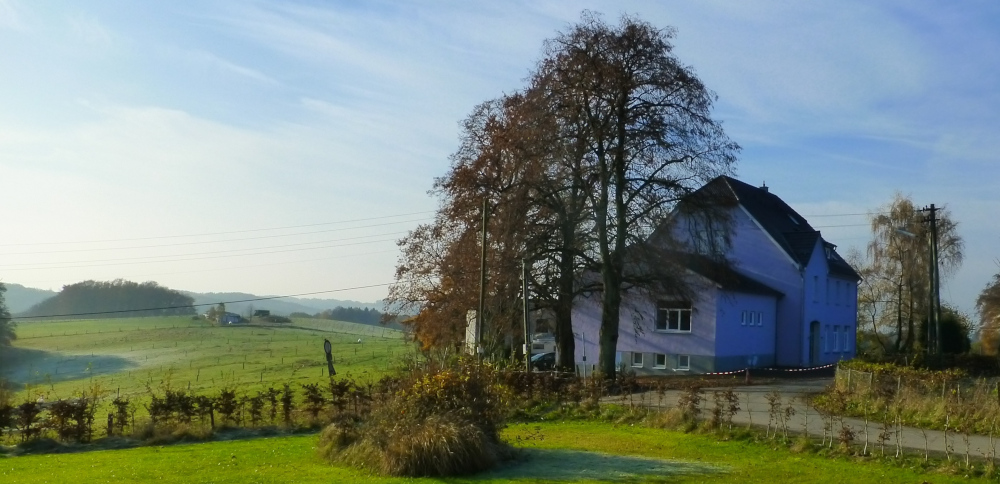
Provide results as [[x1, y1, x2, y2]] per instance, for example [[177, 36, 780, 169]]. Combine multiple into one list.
[[522, 259, 531, 373], [926, 204, 941, 356], [476, 197, 489, 359]]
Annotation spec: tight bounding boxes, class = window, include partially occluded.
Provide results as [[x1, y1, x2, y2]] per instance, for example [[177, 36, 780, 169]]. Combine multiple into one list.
[[833, 325, 840, 352], [656, 301, 692, 332], [631, 352, 644, 367], [654, 354, 667, 369], [826, 278, 831, 305], [813, 276, 820, 302], [755, 311, 763, 326], [677, 354, 690, 370], [842, 326, 850, 351], [835, 281, 841, 305], [741, 310, 748, 326], [690, 217, 726, 255], [824, 325, 830, 352]]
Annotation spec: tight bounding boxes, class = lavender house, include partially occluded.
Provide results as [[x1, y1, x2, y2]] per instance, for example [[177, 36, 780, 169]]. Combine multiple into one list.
[[571, 176, 860, 374]]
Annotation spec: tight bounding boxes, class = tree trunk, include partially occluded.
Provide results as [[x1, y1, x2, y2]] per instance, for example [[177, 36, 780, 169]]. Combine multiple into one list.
[[598, 266, 623, 377], [894, 282, 903, 353], [555, 245, 577, 371], [903, 287, 915, 353]]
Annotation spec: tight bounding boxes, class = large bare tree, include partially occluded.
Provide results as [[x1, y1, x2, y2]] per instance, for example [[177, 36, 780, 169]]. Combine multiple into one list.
[[536, 14, 738, 377]]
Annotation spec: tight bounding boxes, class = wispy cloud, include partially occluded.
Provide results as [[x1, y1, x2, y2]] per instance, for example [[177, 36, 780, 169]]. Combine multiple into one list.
[[183, 49, 280, 86]]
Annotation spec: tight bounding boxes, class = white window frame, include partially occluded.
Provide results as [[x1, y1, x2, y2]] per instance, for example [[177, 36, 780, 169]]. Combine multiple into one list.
[[654, 353, 667, 369], [655, 302, 692, 333], [631, 352, 644, 368], [755, 311, 763, 326], [677, 354, 690, 370]]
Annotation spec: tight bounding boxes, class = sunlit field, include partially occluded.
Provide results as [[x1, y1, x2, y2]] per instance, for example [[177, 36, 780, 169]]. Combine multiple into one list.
[[1, 316, 411, 401]]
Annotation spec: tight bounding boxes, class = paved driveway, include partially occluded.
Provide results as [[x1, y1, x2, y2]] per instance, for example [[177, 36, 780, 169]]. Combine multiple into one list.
[[610, 376, 997, 460]]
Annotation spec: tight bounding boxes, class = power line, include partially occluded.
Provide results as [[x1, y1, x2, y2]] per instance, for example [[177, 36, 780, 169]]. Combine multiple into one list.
[[0, 232, 406, 269], [0, 237, 402, 271], [0, 210, 435, 247], [801, 212, 887, 218], [12, 249, 400, 287], [812, 223, 871, 229], [0, 216, 432, 256], [13, 282, 398, 320]]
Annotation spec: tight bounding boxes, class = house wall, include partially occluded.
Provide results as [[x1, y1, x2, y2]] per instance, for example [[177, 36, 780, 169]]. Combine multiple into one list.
[[713, 291, 779, 370], [571, 283, 720, 375], [801, 247, 858, 364], [718, 207, 806, 366]]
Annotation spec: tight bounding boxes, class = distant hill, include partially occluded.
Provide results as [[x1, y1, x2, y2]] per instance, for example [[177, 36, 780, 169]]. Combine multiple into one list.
[[3, 283, 57, 314], [7, 282, 392, 323], [20, 280, 195, 319]]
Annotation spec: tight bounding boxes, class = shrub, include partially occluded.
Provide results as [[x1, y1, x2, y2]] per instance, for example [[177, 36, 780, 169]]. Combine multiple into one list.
[[374, 414, 506, 477], [320, 358, 514, 477]]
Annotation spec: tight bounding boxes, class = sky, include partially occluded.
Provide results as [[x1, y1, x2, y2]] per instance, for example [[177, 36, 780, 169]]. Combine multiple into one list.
[[1, 1, 999, 318]]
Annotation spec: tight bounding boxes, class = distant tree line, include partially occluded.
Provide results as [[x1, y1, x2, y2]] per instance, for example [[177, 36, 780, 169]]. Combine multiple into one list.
[[21, 279, 195, 319], [290, 307, 390, 326]]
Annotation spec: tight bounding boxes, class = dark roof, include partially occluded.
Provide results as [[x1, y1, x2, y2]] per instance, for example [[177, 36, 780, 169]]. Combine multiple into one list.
[[682, 254, 784, 298], [697, 176, 861, 281]]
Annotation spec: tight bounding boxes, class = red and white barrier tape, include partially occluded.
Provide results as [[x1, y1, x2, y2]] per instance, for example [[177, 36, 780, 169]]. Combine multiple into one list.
[[703, 363, 835, 376]]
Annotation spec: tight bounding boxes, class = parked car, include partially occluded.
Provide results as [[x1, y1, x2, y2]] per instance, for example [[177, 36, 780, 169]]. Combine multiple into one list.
[[530, 352, 556, 371]]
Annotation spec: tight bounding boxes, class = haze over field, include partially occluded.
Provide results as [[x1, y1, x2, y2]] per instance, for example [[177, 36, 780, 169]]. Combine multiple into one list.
[[1, 2, 999, 315]]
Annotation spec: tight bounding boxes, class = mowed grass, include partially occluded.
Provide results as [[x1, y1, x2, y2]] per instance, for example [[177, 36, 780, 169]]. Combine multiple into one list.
[[0, 421, 985, 483], [1, 316, 412, 401]]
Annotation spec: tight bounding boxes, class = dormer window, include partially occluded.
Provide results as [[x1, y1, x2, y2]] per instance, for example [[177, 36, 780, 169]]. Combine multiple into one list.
[[787, 214, 799, 225]]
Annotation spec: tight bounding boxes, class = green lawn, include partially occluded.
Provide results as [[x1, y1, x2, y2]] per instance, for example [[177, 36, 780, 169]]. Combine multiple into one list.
[[0, 421, 985, 483], [2, 316, 412, 401]]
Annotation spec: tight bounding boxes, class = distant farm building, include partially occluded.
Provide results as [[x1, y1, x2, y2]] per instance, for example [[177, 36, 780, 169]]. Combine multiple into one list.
[[220, 312, 244, 325]]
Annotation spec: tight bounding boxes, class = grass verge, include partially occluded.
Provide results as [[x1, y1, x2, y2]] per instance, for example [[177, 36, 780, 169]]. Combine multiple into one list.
[[2, 421, 991, 483]]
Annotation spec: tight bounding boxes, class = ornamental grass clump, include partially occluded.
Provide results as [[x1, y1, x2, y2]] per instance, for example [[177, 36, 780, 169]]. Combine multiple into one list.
[[319, 358, 514, 477]]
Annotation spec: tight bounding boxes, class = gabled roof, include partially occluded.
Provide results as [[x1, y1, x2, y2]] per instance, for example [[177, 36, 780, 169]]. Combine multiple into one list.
[[697, 176, 861, 281]]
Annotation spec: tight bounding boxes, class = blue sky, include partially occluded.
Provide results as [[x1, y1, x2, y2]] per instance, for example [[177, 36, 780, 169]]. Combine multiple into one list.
[[1, 1, 998, 318]]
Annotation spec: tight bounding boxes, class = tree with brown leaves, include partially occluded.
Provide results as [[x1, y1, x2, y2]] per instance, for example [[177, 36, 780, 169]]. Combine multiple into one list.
[[976, 269, 1000, 354], [386, 14, 739, 377]]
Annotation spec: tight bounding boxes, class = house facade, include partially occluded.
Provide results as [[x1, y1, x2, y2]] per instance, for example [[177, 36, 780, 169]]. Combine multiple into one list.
[[570, 176, 860, 374]]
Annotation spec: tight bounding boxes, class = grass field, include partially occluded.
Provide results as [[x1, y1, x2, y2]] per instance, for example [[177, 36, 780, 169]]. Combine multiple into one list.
[[1, 316, 412, 401], [0, 421, 986, 483], [2, 317, 995, 483]]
